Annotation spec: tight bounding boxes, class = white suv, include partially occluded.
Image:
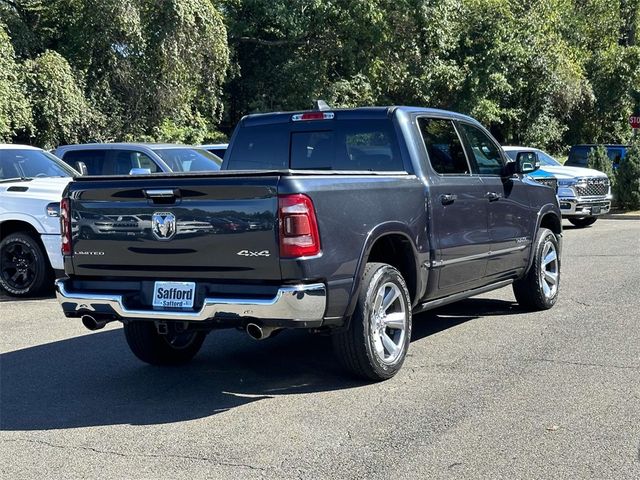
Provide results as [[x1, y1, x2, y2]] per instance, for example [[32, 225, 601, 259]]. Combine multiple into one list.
[[0, 145, 77, 296]]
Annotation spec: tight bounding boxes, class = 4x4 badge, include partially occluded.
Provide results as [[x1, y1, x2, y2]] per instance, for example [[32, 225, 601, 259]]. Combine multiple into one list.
[[152, 212, 176, 240], [237, 250, 270, 257]]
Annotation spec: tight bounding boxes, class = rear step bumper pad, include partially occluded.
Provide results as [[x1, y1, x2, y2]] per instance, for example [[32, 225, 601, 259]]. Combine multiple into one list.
[[56, 279, 326, 323]]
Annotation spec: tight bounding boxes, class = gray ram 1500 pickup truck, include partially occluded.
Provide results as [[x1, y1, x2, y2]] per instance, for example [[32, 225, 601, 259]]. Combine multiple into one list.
[[56, 106, 562, 380]]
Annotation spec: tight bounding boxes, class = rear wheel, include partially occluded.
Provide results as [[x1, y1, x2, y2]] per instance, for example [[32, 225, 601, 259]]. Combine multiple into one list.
[[513, 228, 560, 311], [124, 321, 206, 366], [568, 216, 597, 228], [333, 262, 412, 381], [0, 232, 52, 297]]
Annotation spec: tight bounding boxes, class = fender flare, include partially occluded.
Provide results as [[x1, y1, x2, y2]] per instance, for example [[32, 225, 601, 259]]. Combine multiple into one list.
[[344, 221, 424, 320], [0, 213, 46, 237], [525, 204, 562, 274]]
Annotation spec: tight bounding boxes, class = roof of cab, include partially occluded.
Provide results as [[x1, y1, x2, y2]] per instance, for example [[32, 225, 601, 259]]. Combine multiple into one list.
[[241, 106, 481, 127]]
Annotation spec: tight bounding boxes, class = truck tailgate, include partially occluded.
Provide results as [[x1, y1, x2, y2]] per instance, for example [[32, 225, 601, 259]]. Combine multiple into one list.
[[67, 175, 281, 280]]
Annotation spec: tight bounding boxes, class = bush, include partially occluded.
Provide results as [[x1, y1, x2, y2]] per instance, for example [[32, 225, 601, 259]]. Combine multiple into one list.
[[614, 140, 640, 210], [587, 144, 615, 184], [24, 51, 101, 149]]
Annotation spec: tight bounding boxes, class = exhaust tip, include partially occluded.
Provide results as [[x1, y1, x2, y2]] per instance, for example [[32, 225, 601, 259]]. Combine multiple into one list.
[[81, 314, 107, 331], [246, 323, 264, 340], [246, 323, 281, 341]]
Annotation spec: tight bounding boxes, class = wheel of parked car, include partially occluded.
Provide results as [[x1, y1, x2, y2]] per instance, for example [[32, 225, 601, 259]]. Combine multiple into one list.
[[513, 228, 560, 311], [568, 216, 598, 228], [333, 262, 412, 381], [0, 232, 53, 297], [124, 321, 207, 366]]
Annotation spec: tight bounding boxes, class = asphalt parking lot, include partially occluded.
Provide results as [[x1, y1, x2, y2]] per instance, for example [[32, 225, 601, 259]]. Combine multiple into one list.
[[1, 218, 639, 479]]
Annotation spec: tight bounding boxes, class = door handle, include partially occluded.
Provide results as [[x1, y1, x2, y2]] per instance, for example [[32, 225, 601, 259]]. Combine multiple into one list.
[[440, 194, 457, 205], [485, 192, 502, 201]]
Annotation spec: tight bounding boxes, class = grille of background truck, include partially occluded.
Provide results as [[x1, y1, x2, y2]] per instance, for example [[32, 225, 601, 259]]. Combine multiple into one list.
[[576, 179, 608, 197]]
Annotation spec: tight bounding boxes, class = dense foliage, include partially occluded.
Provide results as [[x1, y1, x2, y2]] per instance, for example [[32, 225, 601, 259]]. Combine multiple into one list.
[[587, 144, 615, 188], [0, 0, 639, 154], [614, 139, 640, 209]]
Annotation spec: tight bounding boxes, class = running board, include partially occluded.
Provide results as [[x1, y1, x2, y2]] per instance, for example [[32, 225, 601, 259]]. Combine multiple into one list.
[[414, 279, 514, 314]]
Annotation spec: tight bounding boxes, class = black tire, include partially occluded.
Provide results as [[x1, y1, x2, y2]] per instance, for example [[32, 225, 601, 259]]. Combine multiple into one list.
[[513, 228, 560, 311], [568, 216, 597, 228], [333, 262, 412, 381], [0, 232, 53, 297], [124, 321, 206, 366]]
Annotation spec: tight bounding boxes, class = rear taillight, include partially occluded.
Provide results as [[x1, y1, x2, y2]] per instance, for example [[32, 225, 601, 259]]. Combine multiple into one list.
[[278, 194, 321, 258], [60, 198, 72, 256]]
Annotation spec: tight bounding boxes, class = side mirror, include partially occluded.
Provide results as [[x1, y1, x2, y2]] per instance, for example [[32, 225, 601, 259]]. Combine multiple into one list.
[[515, 151, 539, 174], [75, 161, 88, 176]]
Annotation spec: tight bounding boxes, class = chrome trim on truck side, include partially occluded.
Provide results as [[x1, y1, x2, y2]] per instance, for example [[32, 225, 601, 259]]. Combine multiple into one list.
[[56, 279, 326, 323], [430, 244, 528, 268]]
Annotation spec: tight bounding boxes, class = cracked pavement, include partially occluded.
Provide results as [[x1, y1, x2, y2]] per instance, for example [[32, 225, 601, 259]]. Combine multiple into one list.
[[1, 218, 639, 479]]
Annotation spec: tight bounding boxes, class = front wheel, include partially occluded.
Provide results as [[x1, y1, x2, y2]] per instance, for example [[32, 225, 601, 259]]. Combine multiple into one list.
[[0, 232, 53, 297], [124, 321, 206, 366], [513, 228, 560, 311], [333, 262, 412, 381], [568, 216, 597, 228]]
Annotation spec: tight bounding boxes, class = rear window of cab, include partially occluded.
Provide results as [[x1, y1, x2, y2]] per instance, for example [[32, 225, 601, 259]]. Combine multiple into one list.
[[225, 120, 404, 171]]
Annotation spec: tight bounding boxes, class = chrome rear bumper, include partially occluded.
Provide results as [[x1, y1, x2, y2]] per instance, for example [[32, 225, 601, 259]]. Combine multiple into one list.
[[56, 279, 326, 324]]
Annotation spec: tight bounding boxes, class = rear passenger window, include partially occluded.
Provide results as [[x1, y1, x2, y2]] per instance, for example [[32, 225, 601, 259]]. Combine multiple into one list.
[[290, 121, 403, 171], [418, 118, 470, 175], [61, 150, 107, 175]]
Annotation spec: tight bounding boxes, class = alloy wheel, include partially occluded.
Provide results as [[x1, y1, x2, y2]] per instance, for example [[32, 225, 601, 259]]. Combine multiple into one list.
[[539, 240, 559, 299], [370, 282, 408, 365]]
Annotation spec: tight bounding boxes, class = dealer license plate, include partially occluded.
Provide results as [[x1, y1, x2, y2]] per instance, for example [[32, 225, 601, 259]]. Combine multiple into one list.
[[152, 281, 196, 309]]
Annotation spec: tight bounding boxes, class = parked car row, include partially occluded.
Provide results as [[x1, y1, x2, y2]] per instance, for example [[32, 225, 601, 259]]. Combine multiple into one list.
[[0, 142, 227, 296], [1, 130, 621, 305], [0, 132, 619, 300]]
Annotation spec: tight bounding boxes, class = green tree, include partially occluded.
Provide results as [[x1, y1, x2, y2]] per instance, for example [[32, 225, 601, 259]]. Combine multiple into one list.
[[587, 145, 615, 188], [0, 23, 31, 142], [1, 0, 230, 144], [614, 139, 640, 210], [24, 50, 99, 149]]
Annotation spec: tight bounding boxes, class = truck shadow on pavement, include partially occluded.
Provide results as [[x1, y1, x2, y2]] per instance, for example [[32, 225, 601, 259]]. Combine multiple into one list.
[[1, 298, 521, 431]]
